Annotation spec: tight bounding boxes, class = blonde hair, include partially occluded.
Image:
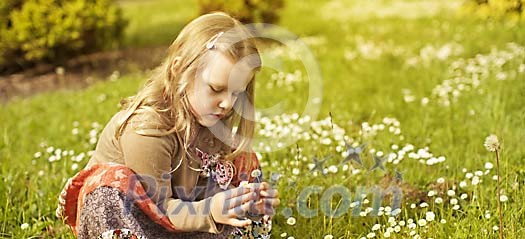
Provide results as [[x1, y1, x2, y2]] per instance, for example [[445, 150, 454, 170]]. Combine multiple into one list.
[[117, 12, 260, 164]]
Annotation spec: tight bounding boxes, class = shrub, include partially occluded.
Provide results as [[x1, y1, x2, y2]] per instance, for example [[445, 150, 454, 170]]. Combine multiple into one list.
[[0, 0, 127, 74], [462, 0, 524, 21], [197, 0, 284, 24]]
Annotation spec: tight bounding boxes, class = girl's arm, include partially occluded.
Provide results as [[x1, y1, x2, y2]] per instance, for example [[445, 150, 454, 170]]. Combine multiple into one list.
[[119, 124, 224, 233]]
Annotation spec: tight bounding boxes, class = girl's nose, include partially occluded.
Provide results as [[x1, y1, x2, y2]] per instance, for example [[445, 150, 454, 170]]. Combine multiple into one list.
[[218, 94, 235, 111]]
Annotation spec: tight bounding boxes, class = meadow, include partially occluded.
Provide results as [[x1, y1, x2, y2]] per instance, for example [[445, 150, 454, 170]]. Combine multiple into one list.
[[1, 0, 525, 238]]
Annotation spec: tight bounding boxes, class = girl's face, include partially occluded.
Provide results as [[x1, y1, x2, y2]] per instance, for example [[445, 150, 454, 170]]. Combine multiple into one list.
[[188, 51, 253, 127]]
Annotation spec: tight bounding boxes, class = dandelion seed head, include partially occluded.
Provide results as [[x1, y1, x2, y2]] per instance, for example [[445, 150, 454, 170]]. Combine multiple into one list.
[[472, 176, 480, 185], [292, 168, 300, 175], [391, 208, 401, 216], [499, 195, 508, 202], [394, 225, 401, 232], [417, 219, 427, 227], [425, 211, 435, 221], [484, 135, 499, 152], [460, 193, 468, 200], [437, 177, 445, 184], [435, 197, 443, 204], [342, 164, 349, 171], [484, 162, 494, 169], [372, 224, 381, 231], [407, 222, 416, 229], [328, 165, 338, 173], [251, 169, 262, 178], [388, 217, 396, 224], [459, 181, 467, 188]]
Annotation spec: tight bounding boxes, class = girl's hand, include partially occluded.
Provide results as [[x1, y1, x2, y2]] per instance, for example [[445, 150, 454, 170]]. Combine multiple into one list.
[[210, 186, 258, 227], [244, 182, 280, 216]]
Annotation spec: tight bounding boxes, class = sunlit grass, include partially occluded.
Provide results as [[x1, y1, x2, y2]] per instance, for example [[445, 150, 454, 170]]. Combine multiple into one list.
[[2, 0, 525, 238], [118, 0, 197, 47]]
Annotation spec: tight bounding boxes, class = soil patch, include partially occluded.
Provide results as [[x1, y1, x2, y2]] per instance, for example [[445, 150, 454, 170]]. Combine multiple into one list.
[[0, 46, 167, 103]]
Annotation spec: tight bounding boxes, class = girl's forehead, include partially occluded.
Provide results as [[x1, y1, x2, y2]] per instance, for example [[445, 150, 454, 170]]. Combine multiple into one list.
[[201, 51, 254, 88]]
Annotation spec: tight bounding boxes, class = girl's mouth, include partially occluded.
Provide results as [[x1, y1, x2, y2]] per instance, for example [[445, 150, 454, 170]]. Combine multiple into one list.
[[212, 113, 225, 119]]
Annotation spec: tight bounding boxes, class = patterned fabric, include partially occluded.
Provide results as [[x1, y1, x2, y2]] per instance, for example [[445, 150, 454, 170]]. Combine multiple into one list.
[[229, 216, 272, 239], [196, 147, 235, 190], [98, 229, 142, 239], [56, 163, 176, 234], [57, 162, 272, 238], [81, 186, 235, 239]]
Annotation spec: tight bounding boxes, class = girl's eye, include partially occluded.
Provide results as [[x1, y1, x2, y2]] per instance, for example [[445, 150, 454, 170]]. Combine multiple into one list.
[[209, 85, 223, 93]]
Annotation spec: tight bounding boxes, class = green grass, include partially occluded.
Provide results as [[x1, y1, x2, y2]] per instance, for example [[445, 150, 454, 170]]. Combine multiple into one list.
[[2, 0, 525, 238], [119, 0, 198, 47]]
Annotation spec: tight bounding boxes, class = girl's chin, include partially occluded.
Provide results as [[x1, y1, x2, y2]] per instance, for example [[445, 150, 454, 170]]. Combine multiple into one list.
[[197, 116, 220, 127]]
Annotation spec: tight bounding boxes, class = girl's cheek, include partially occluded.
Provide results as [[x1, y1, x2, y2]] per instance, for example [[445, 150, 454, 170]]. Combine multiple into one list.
[[210, 96, 221, 108], [200, 91, 213, 104]]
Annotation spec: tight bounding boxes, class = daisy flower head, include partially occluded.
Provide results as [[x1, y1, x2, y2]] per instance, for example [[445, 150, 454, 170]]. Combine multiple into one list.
[[286, 216, 296, 225]]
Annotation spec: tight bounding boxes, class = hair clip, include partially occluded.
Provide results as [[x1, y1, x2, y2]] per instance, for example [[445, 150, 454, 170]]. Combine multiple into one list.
[[205, 31, 224, 49]]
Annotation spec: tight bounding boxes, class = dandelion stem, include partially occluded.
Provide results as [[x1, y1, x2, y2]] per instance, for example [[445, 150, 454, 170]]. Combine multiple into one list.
[[496, 149, 504, 239]]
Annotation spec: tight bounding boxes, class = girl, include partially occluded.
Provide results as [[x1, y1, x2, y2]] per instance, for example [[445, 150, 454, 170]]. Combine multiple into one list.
[[57, 12, 279, 239]]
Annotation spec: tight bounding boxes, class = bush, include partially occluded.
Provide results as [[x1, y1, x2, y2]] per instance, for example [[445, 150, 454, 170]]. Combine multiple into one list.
[[0, 0, 127, 74], [462, 0, 524, 21], [197, 0, 284, 24]]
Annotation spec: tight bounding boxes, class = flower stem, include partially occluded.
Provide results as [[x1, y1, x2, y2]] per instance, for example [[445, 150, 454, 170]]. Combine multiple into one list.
[[496, 149, 504, 239]]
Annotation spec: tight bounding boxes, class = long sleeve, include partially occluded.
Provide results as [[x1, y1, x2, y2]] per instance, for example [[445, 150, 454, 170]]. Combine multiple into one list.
[[119, 119, 221, 233], [231, 152, 261, 187]]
